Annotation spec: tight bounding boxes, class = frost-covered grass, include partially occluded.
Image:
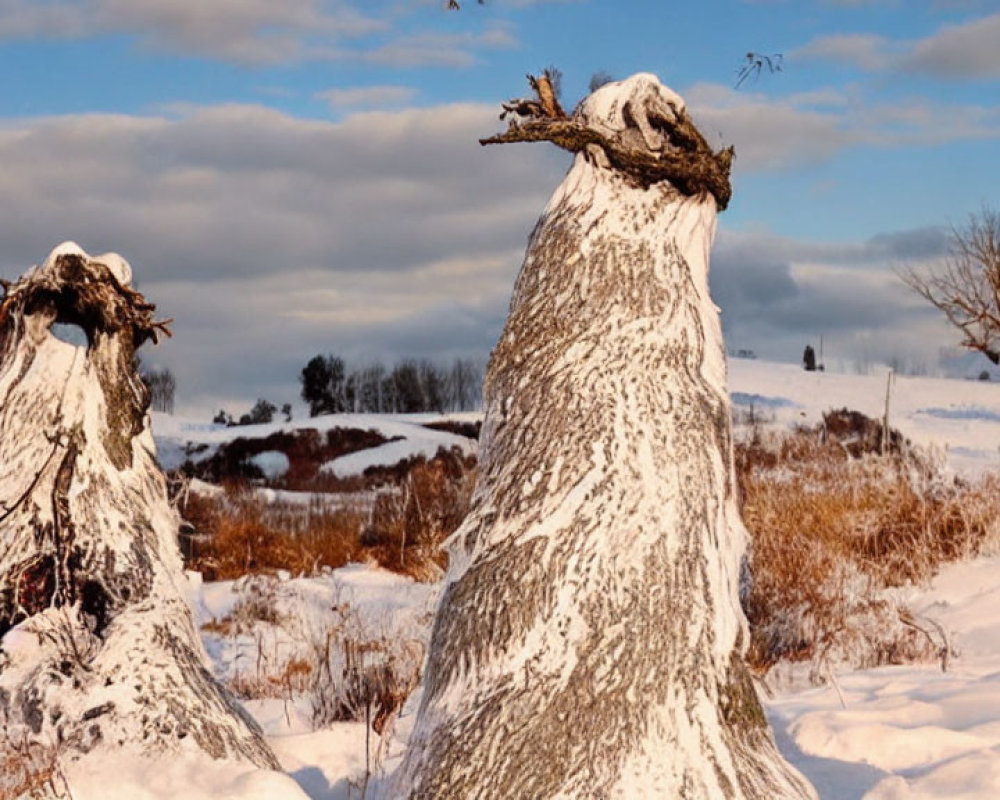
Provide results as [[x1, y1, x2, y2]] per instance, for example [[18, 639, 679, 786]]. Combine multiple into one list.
[[185, 565, 435, 799], [738, 420, 1000, 677], [192, 569, 434, 733]]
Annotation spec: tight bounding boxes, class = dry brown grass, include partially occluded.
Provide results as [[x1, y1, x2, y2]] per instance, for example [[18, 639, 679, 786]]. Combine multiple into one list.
[[228, 656, 314, 700], [181, 454, 476, 582], [0, 729, 67, 800], [361, 456, 476, 581], [738, 419, 1000, 675], [183, 486, 363, 581]]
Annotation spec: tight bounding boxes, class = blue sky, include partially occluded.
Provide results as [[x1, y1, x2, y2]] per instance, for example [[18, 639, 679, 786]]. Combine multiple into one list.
[[0, 0, 998, 414]]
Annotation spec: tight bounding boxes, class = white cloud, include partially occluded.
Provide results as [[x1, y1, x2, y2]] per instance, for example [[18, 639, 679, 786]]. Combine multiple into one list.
[[353, 24, 517, 67], [687, 84, 857, 171], [0, 93, 983, 411], [686, 83, 1000, 173], [793, 33, 894, 71], [0, 0, 516, 66], [0, 102, 567, 413], [711, 227, 954, 373], [317, 85, 418, 109], [905, 12, 1000, 78], [794, 12, 1000, 79]]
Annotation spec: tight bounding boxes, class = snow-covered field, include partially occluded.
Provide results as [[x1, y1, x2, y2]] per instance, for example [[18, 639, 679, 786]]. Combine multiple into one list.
[[153, 360, 1000, 481], [126, 359, 1000, 799], [152, 411, 478, 476], [729, 359, 1000, 477]]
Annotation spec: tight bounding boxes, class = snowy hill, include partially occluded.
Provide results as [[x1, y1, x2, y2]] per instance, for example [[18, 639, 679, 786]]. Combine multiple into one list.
[[152, 411, 478, 479], [729, 359, 1000, 477], [152, 360, 1000, 481]]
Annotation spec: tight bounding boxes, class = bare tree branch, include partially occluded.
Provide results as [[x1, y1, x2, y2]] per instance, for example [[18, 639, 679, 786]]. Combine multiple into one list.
[[481, 73, 735, 210], [899, 207, 1000, 364]]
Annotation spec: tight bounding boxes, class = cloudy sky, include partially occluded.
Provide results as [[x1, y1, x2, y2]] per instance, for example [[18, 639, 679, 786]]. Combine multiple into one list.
[[0, 0, 997, 415]]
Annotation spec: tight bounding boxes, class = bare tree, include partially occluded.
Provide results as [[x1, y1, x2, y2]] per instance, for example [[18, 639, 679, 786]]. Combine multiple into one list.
[[900, 207, 1000, 364], [142, 367, 176, 414], [446, 357, 483, 411], [387, 74, 814, 799]]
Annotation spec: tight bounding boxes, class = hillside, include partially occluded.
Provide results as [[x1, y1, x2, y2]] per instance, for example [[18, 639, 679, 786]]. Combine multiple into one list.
[[728, 359, 1000, 477], [153, 359, 1000, 479]]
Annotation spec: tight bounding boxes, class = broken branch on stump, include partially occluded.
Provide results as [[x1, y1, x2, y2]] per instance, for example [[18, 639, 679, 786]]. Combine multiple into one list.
[[481, 73, 734, 210]]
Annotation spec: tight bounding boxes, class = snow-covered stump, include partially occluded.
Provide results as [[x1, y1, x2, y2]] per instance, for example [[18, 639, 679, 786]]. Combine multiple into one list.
[[389, 75, 817, 798], [0, 245, 279, 780]]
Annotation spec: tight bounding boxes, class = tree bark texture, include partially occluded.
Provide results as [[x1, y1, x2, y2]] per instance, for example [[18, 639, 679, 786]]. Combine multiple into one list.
[[0, 244, 279, 775], [388, 75, 816, 799]]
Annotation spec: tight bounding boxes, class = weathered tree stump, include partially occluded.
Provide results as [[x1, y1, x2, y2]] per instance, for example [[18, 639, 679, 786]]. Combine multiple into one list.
[[388, 75, 816, 798], [0, 244, 279, 784]]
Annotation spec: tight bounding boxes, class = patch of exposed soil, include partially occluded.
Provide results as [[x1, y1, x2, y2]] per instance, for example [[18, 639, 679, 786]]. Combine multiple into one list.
[[182, 427, 399, 489], [422, 420, 482, 440]]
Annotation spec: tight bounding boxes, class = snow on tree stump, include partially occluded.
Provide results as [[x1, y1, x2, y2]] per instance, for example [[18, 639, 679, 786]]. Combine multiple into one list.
[[388, 74, 817, 798], [0, 244, 279, 782]]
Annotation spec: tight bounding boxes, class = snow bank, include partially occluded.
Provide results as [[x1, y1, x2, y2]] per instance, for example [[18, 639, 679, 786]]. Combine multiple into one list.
[[767, 555, 1000, 799], [64, 753, 308, 800]]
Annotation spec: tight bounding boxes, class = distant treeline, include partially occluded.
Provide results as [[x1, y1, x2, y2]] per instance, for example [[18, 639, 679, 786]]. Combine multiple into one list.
[[300, 354, 484, 417]]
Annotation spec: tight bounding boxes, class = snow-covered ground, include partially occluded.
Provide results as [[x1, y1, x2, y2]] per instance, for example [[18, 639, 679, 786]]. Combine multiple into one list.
[[153, 555, 1000, 800], [770, 555, 1000, 799], [127, 360, 1000, 799], [729, 359, 1000, 477]]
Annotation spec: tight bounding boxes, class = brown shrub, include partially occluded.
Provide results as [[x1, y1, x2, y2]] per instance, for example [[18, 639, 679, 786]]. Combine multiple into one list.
[[181, 448, 476, 582], [228, 656, 314, 700], [183, 487, 363, 581], [0, 729, 66, 800], [738, 417, 1000, 675], [362, 453, 477, 581]]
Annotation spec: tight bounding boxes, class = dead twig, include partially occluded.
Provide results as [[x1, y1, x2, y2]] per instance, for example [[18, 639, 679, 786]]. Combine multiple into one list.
[[898, 607, 955, 672]]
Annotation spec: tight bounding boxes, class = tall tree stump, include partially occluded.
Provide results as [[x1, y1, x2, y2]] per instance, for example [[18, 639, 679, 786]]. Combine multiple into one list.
[[0, 244, 279, 783], [388, 74, 816, 799]]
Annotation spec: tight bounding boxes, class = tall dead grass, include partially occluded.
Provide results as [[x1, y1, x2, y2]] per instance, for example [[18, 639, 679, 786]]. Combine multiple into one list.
[[739, 418, 1000, 675], [0, 718, 71, 800], [182, 486, 363, 580], [181, 455, 476, 582]]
